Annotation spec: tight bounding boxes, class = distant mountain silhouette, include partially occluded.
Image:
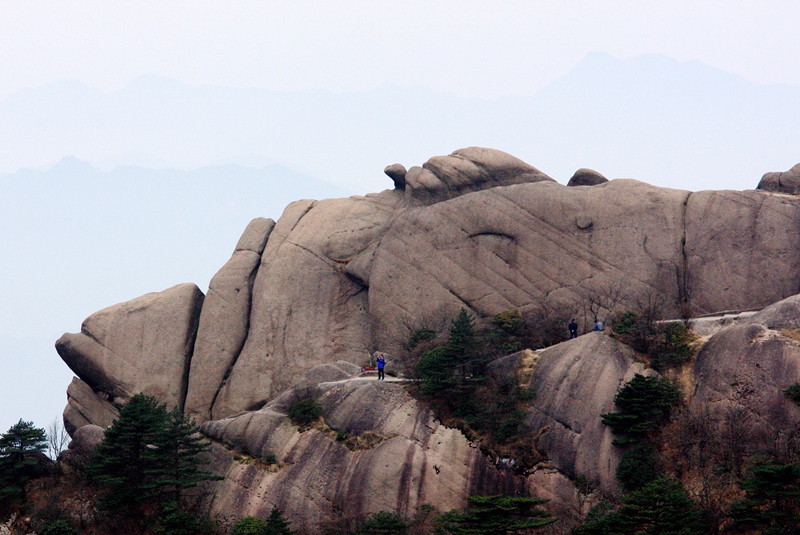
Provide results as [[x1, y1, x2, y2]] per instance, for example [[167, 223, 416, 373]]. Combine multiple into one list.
[[1, 52, 798, 191]]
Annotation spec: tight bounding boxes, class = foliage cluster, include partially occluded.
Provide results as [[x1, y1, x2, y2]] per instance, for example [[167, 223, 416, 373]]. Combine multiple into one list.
[[413, 309, 540, 463], [88, 393, 215, 533], [785, 382, 800, 405], [0, 419, 48, 509], [231, 509, 295, 535], [287, 398, 323, 428], [434, 494, 556, 534], [613, 312, 694, 370], [574, 375, 699, 533], [727, 461, 800, 534], [574, 477, 705, 535]]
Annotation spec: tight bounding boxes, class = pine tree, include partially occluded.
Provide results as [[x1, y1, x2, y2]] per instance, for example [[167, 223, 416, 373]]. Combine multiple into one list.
[[601, 374, 681, 444], [728, 461, 800, 533], [434, 494, 556, 534], [264, 508, 295, 535], [574, 477, 705, 535], [0, 419, 47, 507], [144, 407, 215, 501], [445, 308, 479, 377], [357, 511, 409, 534], [89, 394, 166, 507], [89, 394, 214, 510]]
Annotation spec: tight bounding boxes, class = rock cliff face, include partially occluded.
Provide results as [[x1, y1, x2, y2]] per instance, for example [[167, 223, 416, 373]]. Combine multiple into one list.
[[54, 149, 800, 532]]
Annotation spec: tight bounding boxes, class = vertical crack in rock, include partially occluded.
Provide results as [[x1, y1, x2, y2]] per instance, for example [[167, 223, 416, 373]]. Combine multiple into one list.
[[678, 191, 692, 313], [207, 255, 265, 418], [180, 292, 205, 412]]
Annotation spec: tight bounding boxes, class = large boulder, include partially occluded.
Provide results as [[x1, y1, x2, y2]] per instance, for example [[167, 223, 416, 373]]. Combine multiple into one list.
[[756, 163, 800, 194], [405, 147, 555, 204], [62, 377, 119, 435], [567, 168, 608, 187], [522, 334, 650, 495], [209, 192, 405, 419], [684, 190, 800, 314], [184, 217, 275, 423], [368, 179, 689, 355], [56, 283, 204, 426], [201, 378, 572, 533], [690, 324, 800, 450]]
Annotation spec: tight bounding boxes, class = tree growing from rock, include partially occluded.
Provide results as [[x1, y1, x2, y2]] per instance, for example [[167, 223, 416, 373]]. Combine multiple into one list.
[[434, 494, 556, 534], [89, 394, 214, 516], [0, 419, 48, 508]]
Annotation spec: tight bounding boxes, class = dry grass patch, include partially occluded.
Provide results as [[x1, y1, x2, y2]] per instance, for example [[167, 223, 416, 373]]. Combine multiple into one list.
[[780, 329, 800, 343], [517, 349, 539, 388], [343, 431, 391, 451]]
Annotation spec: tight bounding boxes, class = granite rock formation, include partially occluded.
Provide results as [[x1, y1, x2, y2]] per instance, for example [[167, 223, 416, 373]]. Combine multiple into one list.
[[566, 168, 608, 187], [757, 163, 800, 194], [54, 148, 800, 532]]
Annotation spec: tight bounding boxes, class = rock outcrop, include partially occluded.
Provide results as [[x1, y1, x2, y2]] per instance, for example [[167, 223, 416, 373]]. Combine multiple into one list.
[[57, 148, 800, 425], [184, 218, 274, 422], [200, 375, 578, 533], [757, 163, 800, 194], [690, 293, 800, 449], [53, 147, 800, 532], [62, 378, 119, 436], [567, 168, 608, 187], [523, 334, 651, 495], [56, 283, 204, 416]]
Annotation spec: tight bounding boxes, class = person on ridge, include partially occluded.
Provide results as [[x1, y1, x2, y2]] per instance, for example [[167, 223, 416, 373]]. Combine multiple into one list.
[[594, 319, 604, 332], [376, 354, 386, 381], [568, 319, 578, 339]]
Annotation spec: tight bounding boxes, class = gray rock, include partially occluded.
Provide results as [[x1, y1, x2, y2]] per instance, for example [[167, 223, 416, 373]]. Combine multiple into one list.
[[405, 147, 555, 203], [209, 191, 404, 419], [757, 163, 800, 194], [746, 293, 800, 330], [524, 334, 650, 495], [567, 168, 608, 187], [368, 179, 690, 355], [384, 163, 407, 189], [201, 379, 535, 533], [690, 320, 800, 452], [62, 377, 119, 435], [56, 283, 204, 414], [685, 190, 800, 314], [184, 218, 275, 423], [68, 424, 105, 454]]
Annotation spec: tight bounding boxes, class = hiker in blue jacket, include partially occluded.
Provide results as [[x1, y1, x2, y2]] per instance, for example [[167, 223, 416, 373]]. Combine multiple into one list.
[[376, 354, 386, 381]]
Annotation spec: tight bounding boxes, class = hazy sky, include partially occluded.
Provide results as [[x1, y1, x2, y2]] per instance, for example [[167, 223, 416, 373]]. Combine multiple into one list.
[[2, 1, 800, 100], [2, 1, 800, 435]]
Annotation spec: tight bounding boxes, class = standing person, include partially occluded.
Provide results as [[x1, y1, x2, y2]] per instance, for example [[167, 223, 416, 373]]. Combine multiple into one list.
[[376, 354, 386, 381], [568, 319, 578, 339]]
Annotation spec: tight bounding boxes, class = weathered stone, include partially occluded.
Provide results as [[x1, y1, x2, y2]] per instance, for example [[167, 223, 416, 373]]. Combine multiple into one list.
[[184, 218, 275, 423], [56, 283, 204, 419], [567, 168, 608, 187], [690, 320, 800, 451], [745, 293, 800, 331], [369, 179, 690, 355], [62, 377, 119, 435], [685, 190, 800, 314], [523, 334, 650, 495], [201, 379, 537, 533], [405, 147, 555, 203], [68, 424, 105, 455], [756, 163, 800, 194], [209, 191, 404, 419], [384, 163, 407, 189]]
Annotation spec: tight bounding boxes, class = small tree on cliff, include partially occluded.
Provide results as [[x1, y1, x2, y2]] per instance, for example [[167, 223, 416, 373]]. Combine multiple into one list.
[[0, 419, 48, 508], [89, 394, 214, 510], [434, 494, 556, 534]]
